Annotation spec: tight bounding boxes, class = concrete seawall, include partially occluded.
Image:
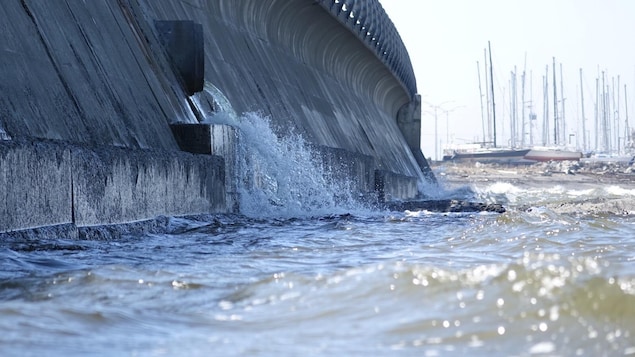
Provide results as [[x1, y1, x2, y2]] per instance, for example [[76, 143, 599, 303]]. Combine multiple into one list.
[[0, 0, 192, 149], [0, 0, 434, 235], [148, 0, 429, 180], [1, 140, 227, 234]]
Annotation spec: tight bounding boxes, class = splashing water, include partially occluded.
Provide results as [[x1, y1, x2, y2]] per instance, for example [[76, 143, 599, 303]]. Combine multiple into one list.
[[191, 81, 370, 217], [235, 112, 366, 218], [0, 126, 10, 141], [193, 81, 239, 125]]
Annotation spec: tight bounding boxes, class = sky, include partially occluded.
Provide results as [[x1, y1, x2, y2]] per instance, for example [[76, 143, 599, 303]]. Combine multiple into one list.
[[380, 0, 635, 159]]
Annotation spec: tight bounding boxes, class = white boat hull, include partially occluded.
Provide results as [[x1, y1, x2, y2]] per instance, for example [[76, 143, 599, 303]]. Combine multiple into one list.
[[524, 149, 582, 162]]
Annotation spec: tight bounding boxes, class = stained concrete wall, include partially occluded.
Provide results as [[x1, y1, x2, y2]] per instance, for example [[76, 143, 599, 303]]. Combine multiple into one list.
[[315, 146, 377, 201], [375, 170, 419, 204], [171, 123, 239, 212], [0, 0, 196, 149], [0, 141, 72, 232], [0, 0, 432, 234], [0, 0, 430, 181], [0, 140, 226, 234], [136, 0, 431, 184], [72, 144, 227, 227]]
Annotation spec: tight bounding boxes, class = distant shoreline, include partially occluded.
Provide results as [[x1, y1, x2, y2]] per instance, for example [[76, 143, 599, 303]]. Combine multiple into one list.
[[433, 160, 635, 187], [432, 161, 635, 215]]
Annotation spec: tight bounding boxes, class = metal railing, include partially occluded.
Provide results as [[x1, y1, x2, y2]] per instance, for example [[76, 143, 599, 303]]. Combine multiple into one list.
[[313, 0, 417, 99]]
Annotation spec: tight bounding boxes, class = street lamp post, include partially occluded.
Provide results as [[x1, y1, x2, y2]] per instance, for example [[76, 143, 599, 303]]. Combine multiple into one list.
[[446, 110, 450, 145], [424, 101, 453, 161], [424, 101, 466, 161], [434, 106, 439, 161], [442, 105, 466, 149]]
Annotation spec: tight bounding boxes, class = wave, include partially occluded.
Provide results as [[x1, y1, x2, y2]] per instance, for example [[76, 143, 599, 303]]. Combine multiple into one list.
[[476, 181, 635, 202], [218, 254, 635, 355]]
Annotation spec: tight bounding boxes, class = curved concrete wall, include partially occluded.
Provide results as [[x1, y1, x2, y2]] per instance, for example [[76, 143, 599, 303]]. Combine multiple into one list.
[[137, 0, 427, 181], [315, 0, 418, 100], [0, 1, 195, 149], [0, 0, 426, 179], [0, 0, 432, 234]]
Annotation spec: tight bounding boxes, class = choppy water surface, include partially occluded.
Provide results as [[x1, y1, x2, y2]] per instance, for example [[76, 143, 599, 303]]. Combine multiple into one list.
[[2, 182, 635, 357], [1, 113, 634, 356]]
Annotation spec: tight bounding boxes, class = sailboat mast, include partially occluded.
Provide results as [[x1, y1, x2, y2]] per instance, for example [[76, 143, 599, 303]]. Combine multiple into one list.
[[625, 84, 630, 150], [602, 71, 609, 152], [560, 63, 566, 145], [477, 61, 486, 144], [616, 76, 621, 154], [580, 68, 587, 152], [521, 54, 527, 148], [529, 70, 534, 146], [488, 41, 497, 148], [543, 68, 549, 146], [595, 76, 599, 151], [552, 57, 558, 145], [511, 68, 517, 147], [612, 77, 617, 153], [484, 49, 491, 146]]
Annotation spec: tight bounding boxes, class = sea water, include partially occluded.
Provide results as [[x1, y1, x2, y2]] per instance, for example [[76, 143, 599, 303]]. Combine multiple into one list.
[[1, 112, 634, 357]]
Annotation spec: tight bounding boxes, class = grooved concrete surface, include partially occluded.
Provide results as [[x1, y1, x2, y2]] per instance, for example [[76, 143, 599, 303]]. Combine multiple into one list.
[[1, 0, 427, 176], [0, 0, 195, 149], [0, 0, 430, 233], [139, 0, 428, 182]]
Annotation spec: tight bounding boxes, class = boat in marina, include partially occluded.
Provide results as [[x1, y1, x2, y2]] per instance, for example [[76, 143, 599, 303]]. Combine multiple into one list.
[[442, 144, 530, 163], [523, 147, 583, 162], [581, 153, 635, 166], [442, 144, 587, 164]]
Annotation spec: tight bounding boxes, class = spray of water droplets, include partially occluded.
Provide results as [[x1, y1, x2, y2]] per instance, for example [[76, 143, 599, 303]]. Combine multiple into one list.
[[234, 112, 368, 217], [194, 84, 370, 216]]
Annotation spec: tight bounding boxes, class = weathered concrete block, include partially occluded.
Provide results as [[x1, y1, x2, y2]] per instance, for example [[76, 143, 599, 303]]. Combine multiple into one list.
[[0, 140, 230, 234], [314, 146, 376, 200], [155, 20, 204, 96], [375, 170, 419, 203], [397, 94, 422, 154], [170, 123, 214, 155], [397, 94, 436, 184], [71, 145, 227, 227], [170, 123, 239, 212], [0, 141, 72, 233]]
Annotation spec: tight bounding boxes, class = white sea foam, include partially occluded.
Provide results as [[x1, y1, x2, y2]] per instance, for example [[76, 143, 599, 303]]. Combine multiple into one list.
[[192, 81, 469, 217], [545, 185, 566, 195], [473, 182, 525, 205], [567, 188, 596, 197], [469, 176, 635, 215], [605, 185, 635, 197], [473, 181, 589, 207], [487, 182, 523, 195]]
